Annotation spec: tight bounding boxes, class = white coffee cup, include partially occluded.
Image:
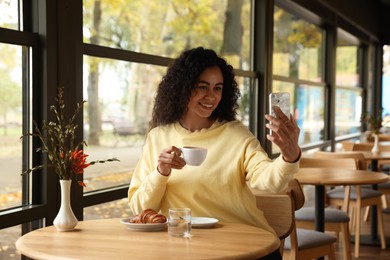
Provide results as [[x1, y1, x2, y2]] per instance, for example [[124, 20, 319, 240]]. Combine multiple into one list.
[[180, 147, 208, 166]]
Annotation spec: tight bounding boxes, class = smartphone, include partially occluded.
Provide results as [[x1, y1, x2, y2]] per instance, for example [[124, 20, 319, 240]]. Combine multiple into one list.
[[269, 92, 291, 134], [269, 92, 290, 118]]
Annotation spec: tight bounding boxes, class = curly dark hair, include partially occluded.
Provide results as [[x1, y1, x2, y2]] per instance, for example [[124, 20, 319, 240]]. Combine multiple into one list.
[[149, 47, 240, 129]]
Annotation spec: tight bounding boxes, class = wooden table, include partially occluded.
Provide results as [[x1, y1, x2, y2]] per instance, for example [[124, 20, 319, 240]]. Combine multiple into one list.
[[15, 218, 280, 260], [294, 168, 389, 233], [359, 151, 390, 172]]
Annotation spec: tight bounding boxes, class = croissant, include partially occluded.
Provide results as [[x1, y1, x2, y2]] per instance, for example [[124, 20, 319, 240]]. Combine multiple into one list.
[[129, 208, 167, 224], [149, 213, 167, 223], [129, 215, 142, 223]]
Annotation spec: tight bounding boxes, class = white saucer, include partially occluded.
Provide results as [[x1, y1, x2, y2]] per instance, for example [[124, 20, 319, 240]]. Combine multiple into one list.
[[191, 217, 219, 228], [120, 218, 167, 231]]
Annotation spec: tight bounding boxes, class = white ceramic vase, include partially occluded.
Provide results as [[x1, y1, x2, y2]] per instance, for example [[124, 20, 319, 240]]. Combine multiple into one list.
[[53, 180, 78, 231], [371, 134, 380, 153]]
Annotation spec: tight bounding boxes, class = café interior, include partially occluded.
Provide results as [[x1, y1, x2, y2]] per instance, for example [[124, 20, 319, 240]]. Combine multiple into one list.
[[1, 0, 390, 259]]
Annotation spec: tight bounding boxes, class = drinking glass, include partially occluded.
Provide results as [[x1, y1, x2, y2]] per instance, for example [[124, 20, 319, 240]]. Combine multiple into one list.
[[168, 208, 191, 237]]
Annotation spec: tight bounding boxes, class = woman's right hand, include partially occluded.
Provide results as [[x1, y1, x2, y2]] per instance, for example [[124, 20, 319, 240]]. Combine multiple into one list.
[[157, 146, 186, 176]]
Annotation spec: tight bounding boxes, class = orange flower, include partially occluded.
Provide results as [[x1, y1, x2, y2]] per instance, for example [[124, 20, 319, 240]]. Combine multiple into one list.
[[71, 150, 91, 173], [70, 150, 91, 187]]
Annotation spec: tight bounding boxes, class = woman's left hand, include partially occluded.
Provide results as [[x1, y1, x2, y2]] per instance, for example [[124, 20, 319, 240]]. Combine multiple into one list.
[[265, 106, 301, 163]]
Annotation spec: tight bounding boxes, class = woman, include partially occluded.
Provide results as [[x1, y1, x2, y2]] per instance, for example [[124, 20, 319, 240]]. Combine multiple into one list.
[[128, 47, 300, 245]]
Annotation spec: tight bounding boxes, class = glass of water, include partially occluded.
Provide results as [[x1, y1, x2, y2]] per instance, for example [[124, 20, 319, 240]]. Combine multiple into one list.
[[168, 208, 191, 237]]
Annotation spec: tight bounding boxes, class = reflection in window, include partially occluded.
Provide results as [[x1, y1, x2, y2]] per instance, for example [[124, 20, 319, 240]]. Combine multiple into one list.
[[82, 0, 251, 69], [273, 6, 323, 82], [0, 43, 24, 210], [335, 29, 362, 137]]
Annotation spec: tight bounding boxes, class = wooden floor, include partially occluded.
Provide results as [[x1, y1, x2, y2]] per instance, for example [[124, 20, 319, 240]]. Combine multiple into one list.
[[284, 207, 390, 259]]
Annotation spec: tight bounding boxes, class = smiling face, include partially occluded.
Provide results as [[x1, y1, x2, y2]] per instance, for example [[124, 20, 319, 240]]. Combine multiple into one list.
[[180, 66, 223, 130]]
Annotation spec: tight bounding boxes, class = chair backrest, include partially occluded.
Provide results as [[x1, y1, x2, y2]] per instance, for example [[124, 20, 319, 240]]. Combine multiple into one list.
[[351, 143, 373, 151], [341, 141, 355, 151], [300, 157, 357, 170], [314, 151, 367, 170], [378, 134, 390, 141], [286, 178, 305, 210], [254, 193, 294, 240], [352, 142, 390, 152], [254, 179, 304, 240]]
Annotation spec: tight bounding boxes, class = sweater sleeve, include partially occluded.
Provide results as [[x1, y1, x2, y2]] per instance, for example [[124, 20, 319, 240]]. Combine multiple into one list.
[[244, 136, 300, 193], [127, 133, 168, 215]]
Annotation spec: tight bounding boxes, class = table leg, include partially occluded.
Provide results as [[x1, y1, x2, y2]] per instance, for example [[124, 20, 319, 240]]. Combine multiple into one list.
[[315, 185, 325, 232], [315, 185, 325, 260], [371, 160, 379, 241]]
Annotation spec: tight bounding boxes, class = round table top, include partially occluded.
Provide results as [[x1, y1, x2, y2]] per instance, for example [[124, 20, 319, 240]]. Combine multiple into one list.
[[295, 168, 389, 186], [15, 218, 280, 260]]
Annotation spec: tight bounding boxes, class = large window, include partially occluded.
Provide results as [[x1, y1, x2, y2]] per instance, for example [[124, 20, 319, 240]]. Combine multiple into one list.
[[0, 43, 24, 209], [0, 1, 33, 259], [273, 5, 325, 150], [383, 45, 390, 128], [83, 0, 251, 68], [335, 29, 363, 138], [81, 0, 254, 193], [82, 57, 163, 191]]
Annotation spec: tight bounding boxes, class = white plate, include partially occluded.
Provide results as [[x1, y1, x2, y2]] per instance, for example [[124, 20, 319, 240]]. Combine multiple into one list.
[[191, 217, 219, 228], [120, 218, 168, 231]]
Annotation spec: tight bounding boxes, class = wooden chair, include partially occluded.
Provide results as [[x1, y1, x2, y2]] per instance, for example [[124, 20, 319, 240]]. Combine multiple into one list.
[[254, 192, 294, 256], [351, 143, 390, 171], [378, 134, 390, 141], [256, 179, 336, 259], [349, 143, 390, 217], [341, 141, 355, 152], [342, 141, 390, 174], [314, 151, 387, 257], [297, 157, 353, 260], [254, 179, 336, 260], [352, 143, 373, 151], [283, 179, 336, 260]]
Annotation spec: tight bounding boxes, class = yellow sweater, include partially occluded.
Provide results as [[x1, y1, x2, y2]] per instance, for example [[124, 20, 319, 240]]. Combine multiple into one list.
[[128, 120, 299, 233]]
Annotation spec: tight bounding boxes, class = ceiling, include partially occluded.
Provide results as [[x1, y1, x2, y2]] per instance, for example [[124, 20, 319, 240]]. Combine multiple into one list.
[[378, 0, 390, 7]]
